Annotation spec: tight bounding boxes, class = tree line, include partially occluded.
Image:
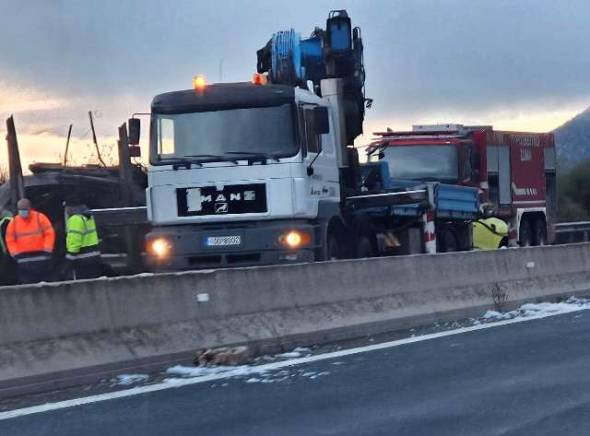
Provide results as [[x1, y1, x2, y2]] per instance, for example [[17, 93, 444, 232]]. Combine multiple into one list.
[[558, 158, 590, 221]]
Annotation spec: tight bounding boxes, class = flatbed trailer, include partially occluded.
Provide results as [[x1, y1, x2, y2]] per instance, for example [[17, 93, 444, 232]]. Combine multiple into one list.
[[339, 162, 480, 257]]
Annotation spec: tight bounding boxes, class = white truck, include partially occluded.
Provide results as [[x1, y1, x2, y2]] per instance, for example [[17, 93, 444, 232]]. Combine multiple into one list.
[[132, 11, 479, 271]]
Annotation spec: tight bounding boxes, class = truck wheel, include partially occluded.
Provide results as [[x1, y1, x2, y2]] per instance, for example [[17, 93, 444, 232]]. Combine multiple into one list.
[[533, 218, 547, 246], [519, 219, 532, 247], [327, 234, 340, 260], [356, 236, 374, 258], [439, 229, 458, 253]]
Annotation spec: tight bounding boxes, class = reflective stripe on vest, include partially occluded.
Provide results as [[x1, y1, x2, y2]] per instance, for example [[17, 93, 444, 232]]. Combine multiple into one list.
[[16, 254, 51, 264], [13, 214, 45, 239], [66, 251, 100, 260]]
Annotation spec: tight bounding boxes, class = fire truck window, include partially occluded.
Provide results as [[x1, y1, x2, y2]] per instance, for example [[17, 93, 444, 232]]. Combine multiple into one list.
[[488, 175, 499, 205], [546, 172, 557, 217], [463, 145, 473, 180]]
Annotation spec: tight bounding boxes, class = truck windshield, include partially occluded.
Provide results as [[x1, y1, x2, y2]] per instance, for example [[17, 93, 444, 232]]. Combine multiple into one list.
[[382, 145, 458, 181], [152, 104, 297, 163]]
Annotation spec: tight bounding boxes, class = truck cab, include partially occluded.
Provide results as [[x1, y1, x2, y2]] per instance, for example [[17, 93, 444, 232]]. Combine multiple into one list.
[[372, 143, 476, 191], [144, 80, 343, 270]]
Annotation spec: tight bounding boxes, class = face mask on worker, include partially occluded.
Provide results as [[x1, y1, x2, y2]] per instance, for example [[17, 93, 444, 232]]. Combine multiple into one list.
[[18, 209, 30, 219]]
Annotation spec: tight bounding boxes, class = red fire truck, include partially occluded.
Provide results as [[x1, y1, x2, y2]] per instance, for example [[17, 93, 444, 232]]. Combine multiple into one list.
[[369, 124, 557, 247]]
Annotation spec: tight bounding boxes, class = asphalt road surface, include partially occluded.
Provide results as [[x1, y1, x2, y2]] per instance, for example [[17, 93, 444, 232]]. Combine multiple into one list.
[[3, 310, 590, 436]]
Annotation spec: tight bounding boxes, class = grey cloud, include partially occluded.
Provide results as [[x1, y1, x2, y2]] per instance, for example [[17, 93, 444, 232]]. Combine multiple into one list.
[[0, 0, 589, 130]]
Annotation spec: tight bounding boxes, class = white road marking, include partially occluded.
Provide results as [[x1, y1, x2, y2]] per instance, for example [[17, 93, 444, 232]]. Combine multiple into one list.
[[0, 306, 587, 422]]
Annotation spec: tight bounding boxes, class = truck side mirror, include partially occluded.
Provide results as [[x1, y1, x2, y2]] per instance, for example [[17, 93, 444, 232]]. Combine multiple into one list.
[[128, 118, 141, 145], [314, 107, 330, 135]]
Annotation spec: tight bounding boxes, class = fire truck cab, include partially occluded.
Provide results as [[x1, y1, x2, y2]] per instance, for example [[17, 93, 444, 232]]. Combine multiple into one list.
[[370, 124, 556, 247]]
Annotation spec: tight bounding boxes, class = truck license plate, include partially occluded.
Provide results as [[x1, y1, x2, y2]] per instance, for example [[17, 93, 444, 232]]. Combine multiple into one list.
[[205, 235, 241, 247]]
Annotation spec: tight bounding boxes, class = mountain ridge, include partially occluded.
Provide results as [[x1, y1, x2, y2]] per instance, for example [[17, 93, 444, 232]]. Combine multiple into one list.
[[553, 107, 590, 166]]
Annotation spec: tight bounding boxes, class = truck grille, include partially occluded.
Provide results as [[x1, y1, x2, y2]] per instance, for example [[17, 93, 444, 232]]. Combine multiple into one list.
[[177, 183, 267, 216]]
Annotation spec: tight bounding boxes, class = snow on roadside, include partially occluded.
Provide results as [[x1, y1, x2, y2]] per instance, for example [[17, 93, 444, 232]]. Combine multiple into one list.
[[237, 369, 330, 384], [163, 347, 319, 385], [479, 296, 590, 323], [165, 364, 265, 379], [125, 298, 590, 388], [165, 347, 308, 379], [164, 363, 330, 385], [276, 347, 312, 359], [114, 374, 149, 386]]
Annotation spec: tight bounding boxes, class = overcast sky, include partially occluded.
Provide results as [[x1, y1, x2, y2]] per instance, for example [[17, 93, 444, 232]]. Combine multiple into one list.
[[1, 0, 589, 167]]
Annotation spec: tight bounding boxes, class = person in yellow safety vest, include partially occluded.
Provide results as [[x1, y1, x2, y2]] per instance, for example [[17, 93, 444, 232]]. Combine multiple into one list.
[[473, 217, 509, 250], [65, 203, 102, 279], [0, 210, 16, 285], [0, 210, 11, 255]]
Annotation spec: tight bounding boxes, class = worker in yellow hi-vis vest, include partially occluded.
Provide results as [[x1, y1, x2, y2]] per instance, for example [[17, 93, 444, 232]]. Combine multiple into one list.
[[65, 202, 102, 279], [0, 209, 16, 285]]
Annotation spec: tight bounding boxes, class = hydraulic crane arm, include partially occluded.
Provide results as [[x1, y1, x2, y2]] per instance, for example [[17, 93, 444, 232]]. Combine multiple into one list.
[[257, 10, 367, 145]]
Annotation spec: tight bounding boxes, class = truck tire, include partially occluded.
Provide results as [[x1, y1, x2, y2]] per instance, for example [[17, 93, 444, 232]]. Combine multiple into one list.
[[355, 236, 374, 258], [519, 219, 532, 247], [533, 218, 547, 246], [327, 234, 340, 260], [438, 228, 458, 253]]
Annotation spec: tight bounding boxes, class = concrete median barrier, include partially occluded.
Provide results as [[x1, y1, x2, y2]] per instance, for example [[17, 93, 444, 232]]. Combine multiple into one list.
[[1, 243, 590, 397]]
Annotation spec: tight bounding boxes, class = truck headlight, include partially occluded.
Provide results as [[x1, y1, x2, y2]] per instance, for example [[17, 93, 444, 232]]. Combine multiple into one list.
[[149, 238, 172, 258], [279, 230, 311, 249]]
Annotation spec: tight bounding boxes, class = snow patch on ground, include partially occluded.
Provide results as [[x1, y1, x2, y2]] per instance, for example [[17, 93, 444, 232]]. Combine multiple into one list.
[[114, 374, 149, 386], [165, 364, 268, 379], [276, 352, 302, 358], [163, 347, 326, 385], [276, 347, 312, 359], [480, 297, 590, 322], [164, 364, 330, 385], [241, 368, 330, 384], [131, 299, 590, 389]]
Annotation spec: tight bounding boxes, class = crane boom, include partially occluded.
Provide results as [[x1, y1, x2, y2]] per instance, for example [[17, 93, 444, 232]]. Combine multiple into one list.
[[256, 10, 367, 145]]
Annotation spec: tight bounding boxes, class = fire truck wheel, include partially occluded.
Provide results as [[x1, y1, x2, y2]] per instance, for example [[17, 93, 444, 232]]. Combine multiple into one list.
[[439, 228, 458, 252], [519, 219, 533, 247], [356, 236, 375, 258], [533, 218, 547, 246]]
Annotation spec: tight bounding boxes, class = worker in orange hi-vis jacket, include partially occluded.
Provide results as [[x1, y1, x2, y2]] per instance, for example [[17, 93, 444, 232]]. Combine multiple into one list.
[[5, 198, 55, 284]]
